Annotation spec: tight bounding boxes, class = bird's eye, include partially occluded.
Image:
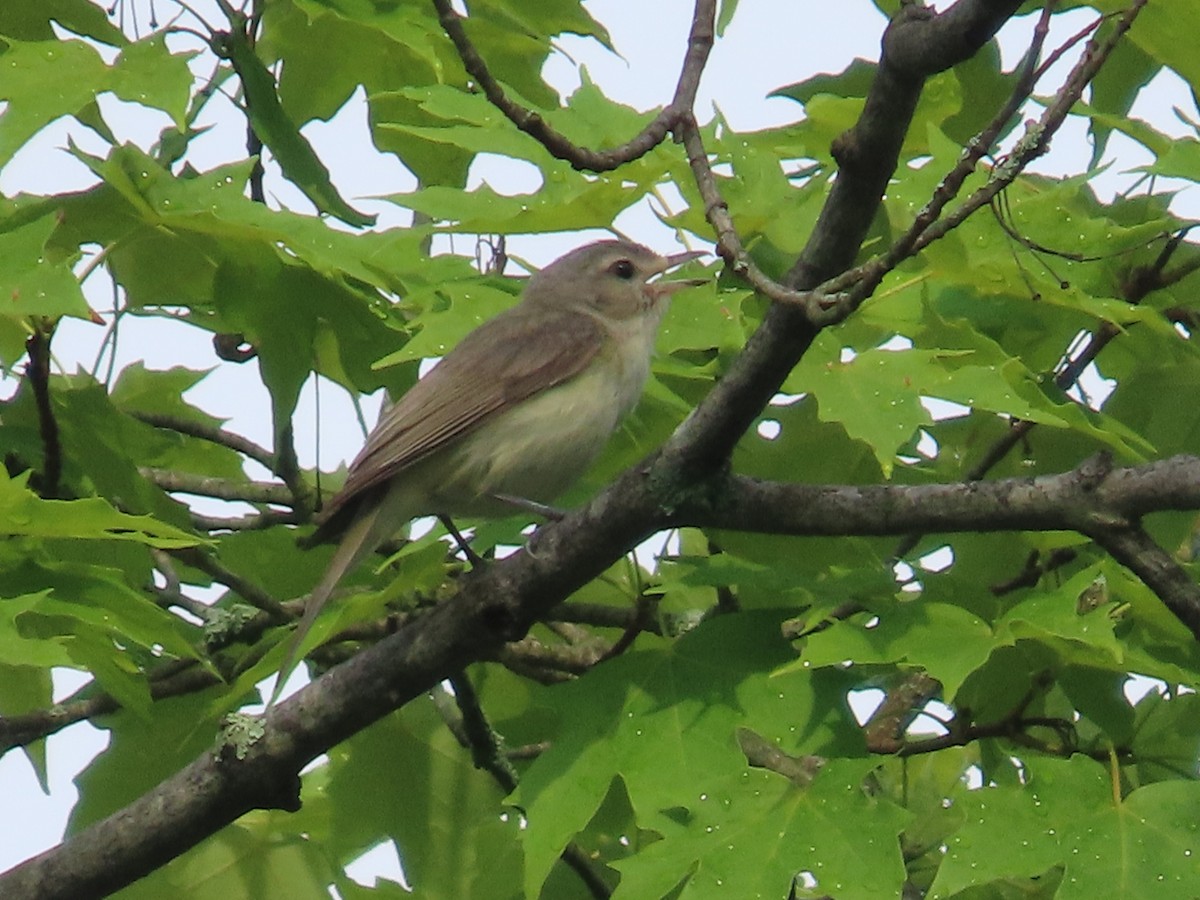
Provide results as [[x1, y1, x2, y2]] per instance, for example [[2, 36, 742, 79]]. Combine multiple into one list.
[[610, 259, 635, 279]]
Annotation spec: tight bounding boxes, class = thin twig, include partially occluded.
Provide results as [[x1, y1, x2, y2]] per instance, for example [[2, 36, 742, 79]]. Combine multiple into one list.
[[989, 548, 1078, 595], [597, 592, 656, 662], [497, 635, 606, 675], [429, 0, 714, 172], [813, 1, 1148, 323], [149, 549, 216, 621], [1086, 522, 1200, 641], [892, 220, 1193, 561], [547, 601, 661, 634], [676, 115, 824, 313], [437, 675, 612, 899], [190, 509, 301, 533], [140, 468, 296, 506], [273, 424, 311, 515], [445, 672, 518, 792], [0, 662, 218, 754], [171, 548, 289, 620], [131, 411, 277, 471], [862, 672, 943, 754], [25, 325, 62, 498], [836, 0, 1059, 304], [894, 0, 1148, 262]]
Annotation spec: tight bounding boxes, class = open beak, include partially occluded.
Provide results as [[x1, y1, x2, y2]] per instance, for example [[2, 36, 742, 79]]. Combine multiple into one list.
[[650, 249, 708, 297]]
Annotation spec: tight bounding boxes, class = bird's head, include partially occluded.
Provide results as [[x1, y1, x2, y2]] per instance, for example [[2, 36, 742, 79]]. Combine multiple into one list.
[[524, 239, 706, 321]]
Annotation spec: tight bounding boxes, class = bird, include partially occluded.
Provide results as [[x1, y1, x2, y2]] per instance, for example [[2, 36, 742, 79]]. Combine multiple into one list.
[[271, 239, 706, 697]]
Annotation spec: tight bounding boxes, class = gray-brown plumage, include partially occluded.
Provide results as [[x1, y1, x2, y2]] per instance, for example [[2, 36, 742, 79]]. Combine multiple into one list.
[[273, 240, 704, 698]]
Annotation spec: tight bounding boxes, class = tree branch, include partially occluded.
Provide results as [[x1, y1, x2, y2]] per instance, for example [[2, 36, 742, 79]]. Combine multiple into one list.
[[1087, 522, 1200, 641], [131, 411, 276, 471], [429, 0, 715, 172], [434, 677, 612, 898], [892, 219, 1194, 561], [13, 442, 1198, 895], [171, 548, 290, 621], [814, 0, 1148, 323], [140, 468, 296, 506], [667, 0, 1026, 482], [189, 509, 301, 532], [681, 454, 1200, 540], [678, 454, 1200, 639], [0, 3, 1037, 894], [0, 663, 217, 755], [24, 325, 62, 498]]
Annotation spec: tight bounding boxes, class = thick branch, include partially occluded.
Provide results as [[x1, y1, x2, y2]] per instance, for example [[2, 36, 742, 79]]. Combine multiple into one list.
[[0, 3, 1034, 895], [1088, 523, 1200, 641], [678, 454, 1200, 640], [16, 441, 1197, 896], [670, 0, 1025, 481], [681, 454, 1200, 539], [816, 1, 1147, 324]]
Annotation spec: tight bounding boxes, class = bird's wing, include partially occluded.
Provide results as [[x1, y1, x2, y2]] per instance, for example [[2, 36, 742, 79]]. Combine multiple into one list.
[[315, 305, 605, 527]]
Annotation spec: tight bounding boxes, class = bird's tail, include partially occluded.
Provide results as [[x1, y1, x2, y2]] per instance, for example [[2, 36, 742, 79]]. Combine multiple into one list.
[[268, 496, 397, 707]]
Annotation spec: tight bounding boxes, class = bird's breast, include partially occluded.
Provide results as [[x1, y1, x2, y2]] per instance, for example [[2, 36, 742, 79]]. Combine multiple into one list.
[[430, 330, 655, 514]]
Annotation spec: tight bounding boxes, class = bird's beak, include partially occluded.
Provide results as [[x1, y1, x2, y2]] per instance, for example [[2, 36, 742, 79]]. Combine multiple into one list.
[[649, 249, 708, 297], [664, 249, 707, 270]]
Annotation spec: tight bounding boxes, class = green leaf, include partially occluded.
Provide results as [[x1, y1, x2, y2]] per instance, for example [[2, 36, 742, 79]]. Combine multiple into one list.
[[0, 34, 195, 168], [110, 36, 196, 129], [211, 259, 318, 441], [215, 22, 375, 227], [263, 0, 449, 134], [367, 88, 476, 187], [375, 279, 518, 367], [715, 0, 739, 36], [0, 468, 199, 547], [1126, 2, 1200, 93], [771, 58, 878, 106], [0, 39, 111, 165], [787, 328, 1154, 477], [109, 364, 247, 481], [786, 345, 948, 476], [0, 0, 126, 44], [116, 817, 335, 900], [1061, 781, 1200, 898], [381, 79, 671, 233], [0, 210, 91, 321], [0, 592, 74, 668], [1126, 691, 1200, 787], [480, 0, 612, 49], [0, 662, 51, 790], [793, 601, 998, 700], [514, 611, 865, 896], [69, 686, 230, 831], [0, 371, 201, 528], [612, 759, 909, 900], [1086, 37, 1160, 167], [998, 565, 1130, 666], [0, 549, 201, 713], [929, 755, 1110, 898], [321, 700, 521, 898]]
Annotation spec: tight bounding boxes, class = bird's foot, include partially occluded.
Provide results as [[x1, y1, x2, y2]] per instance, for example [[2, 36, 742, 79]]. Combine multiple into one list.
[[438, 515, 487, 567]]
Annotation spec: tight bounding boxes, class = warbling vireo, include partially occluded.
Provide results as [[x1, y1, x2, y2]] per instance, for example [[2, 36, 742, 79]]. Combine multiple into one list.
[[274, 240, 705, 689]]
